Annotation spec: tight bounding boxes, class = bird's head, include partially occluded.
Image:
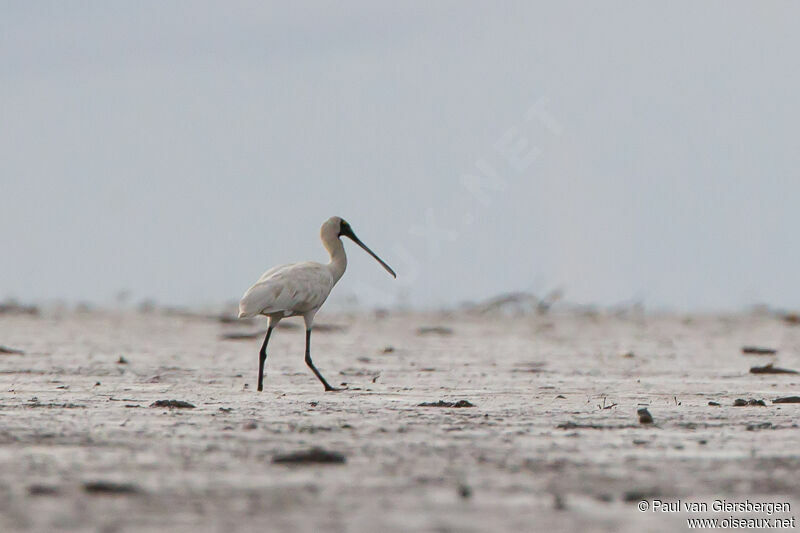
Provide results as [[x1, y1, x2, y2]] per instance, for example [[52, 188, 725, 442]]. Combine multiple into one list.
[[321, 216, 396, 278]]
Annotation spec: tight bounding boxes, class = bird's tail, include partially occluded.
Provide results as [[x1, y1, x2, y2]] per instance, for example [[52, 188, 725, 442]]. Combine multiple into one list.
[[238, 307, 257, 319]]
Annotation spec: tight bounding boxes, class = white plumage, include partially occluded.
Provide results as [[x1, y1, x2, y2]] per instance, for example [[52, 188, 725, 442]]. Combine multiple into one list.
[[239, 262, 334, 319], [239, 216, 395, 391]]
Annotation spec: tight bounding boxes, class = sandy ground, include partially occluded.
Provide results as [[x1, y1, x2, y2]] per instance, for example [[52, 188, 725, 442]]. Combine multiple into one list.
[[0, 308, 799, 532]]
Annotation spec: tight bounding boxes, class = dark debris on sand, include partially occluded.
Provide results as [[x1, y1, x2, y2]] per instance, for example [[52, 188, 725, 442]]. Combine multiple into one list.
[[313, 323, 348, 333], [556, 422, 638, 430], [28, 484, 60, 496], [783, 313, 800, 325], [0, 301, 39, 316], [83, 481, 141, 495], [623, 489, 660, 503], [272, 447, 346, 465], [150, 400, 195, 409], [416, 326, 454, 336], [773, 396, 800, 404], [418, 400, 475, 408], [741, 346, 777, 355], [558, 422, 603, 430], [734, 398, 766, 407], [637, 408, 654, 424], [220, 331, 263, 341], [27, 399, 84, 408], [0, 345, 25, 355], [750, 364, 798, 375]]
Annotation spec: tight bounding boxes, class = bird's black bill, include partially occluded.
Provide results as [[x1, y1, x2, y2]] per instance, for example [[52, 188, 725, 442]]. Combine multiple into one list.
[[341, 225, 397, 278]]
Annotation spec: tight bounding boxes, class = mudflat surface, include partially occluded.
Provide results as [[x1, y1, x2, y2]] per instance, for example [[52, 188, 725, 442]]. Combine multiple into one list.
[[0, 310, 798, 532]]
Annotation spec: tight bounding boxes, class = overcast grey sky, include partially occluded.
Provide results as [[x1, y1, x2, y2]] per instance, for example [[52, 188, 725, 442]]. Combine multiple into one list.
[[2, 2, 799, 310]]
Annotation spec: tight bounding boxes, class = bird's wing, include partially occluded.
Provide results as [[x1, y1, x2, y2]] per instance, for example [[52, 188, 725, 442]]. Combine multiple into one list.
[[255, 263, 293, 284], [239, 262, 333, 318]]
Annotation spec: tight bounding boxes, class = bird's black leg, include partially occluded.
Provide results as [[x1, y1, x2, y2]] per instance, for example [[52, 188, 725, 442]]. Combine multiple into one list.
[[304, 328, 339, 391], [257, 326, 273, 392]]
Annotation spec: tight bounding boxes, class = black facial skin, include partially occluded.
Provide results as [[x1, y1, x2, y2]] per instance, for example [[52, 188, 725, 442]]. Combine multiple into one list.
[[338, 220, 355, 239], [336, 218, 397, 278]]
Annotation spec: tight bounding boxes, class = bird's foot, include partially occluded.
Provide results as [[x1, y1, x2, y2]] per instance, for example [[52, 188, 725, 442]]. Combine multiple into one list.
[[324, 385, 347, 392]]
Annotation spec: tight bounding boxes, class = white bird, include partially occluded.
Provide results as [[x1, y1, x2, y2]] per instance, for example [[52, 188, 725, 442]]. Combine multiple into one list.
[[239, 216, 396, 391]]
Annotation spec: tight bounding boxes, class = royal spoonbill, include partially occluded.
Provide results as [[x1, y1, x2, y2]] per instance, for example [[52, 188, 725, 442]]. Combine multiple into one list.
[[239, 216, 396, 391]]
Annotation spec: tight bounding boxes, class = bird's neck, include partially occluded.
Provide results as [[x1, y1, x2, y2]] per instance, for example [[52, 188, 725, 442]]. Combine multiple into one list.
[[325, 236, 347, 283]]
